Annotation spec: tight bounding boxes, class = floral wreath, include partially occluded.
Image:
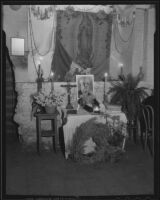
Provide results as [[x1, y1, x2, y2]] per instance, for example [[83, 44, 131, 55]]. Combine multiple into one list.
[[68, 117, 125, 164]]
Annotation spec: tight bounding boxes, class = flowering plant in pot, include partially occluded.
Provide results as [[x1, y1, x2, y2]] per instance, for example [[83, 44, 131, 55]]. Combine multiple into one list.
[[32, 90, 66, 114]]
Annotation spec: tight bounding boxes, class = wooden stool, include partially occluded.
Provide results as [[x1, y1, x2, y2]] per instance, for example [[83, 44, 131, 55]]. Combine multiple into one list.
[[35, 113, 59, 154]]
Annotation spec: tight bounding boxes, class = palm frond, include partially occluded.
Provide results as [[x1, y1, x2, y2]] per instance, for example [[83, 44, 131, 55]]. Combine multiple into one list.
[[108, 73, 150, 121]]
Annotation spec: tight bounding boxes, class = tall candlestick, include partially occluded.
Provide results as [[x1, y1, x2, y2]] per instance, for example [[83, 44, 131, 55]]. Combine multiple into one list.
[[104, 72, 108, 82], [50, 71, 54, 92], [104, 73, 108, 103], [51, 80, 54, 92], [120, 66, 123, 76], [36, 62, 44, 92], [118, 63, 124, 79], [38, 64, 43, 77]]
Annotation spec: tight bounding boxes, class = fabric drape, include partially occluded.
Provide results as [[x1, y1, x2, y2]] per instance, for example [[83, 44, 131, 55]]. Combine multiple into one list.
[[51, 36, 72, 81], [52, 10, 113, 81]]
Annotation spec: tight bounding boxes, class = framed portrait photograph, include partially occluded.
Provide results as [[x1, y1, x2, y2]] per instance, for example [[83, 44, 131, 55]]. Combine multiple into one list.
[[76, 75, 94, 99]]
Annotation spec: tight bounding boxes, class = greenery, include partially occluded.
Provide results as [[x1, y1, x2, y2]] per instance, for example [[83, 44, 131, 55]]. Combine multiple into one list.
[[30, 90, 65, 118], [68, 118, 125, 164], [64, 66, 92, 82], [107, 73, 149, 122]]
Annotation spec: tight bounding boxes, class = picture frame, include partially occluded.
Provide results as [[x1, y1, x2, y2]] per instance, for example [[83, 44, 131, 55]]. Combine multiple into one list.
[[76, 75, 94, 99]]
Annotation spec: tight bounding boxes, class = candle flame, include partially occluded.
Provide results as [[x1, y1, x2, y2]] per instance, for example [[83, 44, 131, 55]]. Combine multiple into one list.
[[39, 56, 43, 61], [37, 60, 41, 65], [118, 63, 123, 68], [50, 71, 54, 77], [104, 73, 108, 77]]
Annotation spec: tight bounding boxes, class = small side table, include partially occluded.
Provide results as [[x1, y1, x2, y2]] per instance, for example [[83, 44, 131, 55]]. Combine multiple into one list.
[[35, 113, 59, 154]]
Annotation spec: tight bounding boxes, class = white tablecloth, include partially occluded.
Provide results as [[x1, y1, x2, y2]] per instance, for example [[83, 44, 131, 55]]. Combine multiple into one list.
[[63, 111, 127, 159]]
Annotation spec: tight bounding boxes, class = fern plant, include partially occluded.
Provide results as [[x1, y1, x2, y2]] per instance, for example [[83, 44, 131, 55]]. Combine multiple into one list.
[[107, 74, 149, 122]]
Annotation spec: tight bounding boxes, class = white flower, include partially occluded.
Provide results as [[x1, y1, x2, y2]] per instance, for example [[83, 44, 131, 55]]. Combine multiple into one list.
[[33, 91, 65, 107]]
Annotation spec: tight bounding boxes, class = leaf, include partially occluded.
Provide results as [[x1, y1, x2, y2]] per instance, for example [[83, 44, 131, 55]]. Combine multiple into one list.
[[108, 73, 149, 121]]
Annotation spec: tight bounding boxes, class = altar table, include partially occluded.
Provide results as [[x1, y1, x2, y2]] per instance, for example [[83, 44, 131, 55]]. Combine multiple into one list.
[[63, 110, 127, 159]]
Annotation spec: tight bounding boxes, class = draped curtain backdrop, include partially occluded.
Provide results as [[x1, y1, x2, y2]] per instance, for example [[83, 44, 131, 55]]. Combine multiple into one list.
[[51, 9, 113, 81], [112, 5, 136, 75], [28, 5, 57, 81]]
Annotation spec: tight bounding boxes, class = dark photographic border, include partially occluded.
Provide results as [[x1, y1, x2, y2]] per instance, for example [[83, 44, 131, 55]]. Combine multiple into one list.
[[1, 1, 160, 200]]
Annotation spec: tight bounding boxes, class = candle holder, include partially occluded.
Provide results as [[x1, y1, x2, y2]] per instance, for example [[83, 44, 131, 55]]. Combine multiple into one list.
[[118, 66, 125, 80], [51, 80, 54, 92], [36, 64, 44, 92], [120, 67, 123, 75]]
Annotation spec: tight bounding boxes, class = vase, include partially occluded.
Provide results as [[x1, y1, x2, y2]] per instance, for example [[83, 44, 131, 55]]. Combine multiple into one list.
[[45, 104, 57, 114]]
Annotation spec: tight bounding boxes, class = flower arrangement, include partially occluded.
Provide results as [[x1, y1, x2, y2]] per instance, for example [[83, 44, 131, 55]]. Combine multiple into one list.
[[33, 90, 66, 107], [68, 118, 125, 164]]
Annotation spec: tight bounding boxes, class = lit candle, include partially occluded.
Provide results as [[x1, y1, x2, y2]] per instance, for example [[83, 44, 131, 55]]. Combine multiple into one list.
[[50, 71, 54, 92], [37, 61, 42, 78], [50, 71, 54, 77], [118, 63, 123, 76], [37, 60, 41, 65], [104, 72, 108, 81], [104, 72, 108, 103], [37, 60, 41, 70], [39, 56, 43, 61], [37, 57, 44, 77]]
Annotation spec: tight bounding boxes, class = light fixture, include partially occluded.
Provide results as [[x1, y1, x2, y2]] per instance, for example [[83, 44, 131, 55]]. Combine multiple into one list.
[[11, 37, 24, 56]]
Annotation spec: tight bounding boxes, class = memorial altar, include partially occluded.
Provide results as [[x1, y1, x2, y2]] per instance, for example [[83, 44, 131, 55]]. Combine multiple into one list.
[[13, 81, 108, 145], [13, 79, 151, 147], [8, 4, 153, 149]]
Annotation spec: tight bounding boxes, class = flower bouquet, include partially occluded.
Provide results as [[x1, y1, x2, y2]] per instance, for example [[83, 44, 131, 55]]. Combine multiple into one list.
[[31, 90, 66, 116]]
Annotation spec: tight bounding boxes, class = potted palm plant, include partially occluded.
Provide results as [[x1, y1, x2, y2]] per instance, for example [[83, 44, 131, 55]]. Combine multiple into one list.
[[107, 73, 149, 141]]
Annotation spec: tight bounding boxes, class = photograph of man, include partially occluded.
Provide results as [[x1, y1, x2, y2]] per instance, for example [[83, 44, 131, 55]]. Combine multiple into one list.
[[76, 75, 99, 112]]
